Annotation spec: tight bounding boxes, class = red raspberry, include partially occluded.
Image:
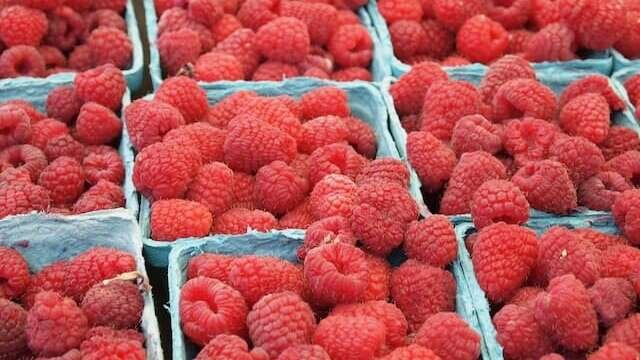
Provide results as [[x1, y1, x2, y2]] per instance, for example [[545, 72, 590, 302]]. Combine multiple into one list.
[[187, 0, 223, 27], [0, 181, 50, 219], [150, 199, 212, 241], [73, 179, 124, 213], [600, 127, 640, 160], [237, 0, 279, 30], [549, 136, 605, 185], [406, 131, 456, 193], [277, 345, 330, 360], [355, 158, 408, 188], [0, 6, 47, 47], [193, 51, 244, 82], [441, 55, 472, 66], [605, 313, 640, 352], [300, 87, 350, 121], [327, 24, 372, 68], [187, 253, 232, 282], [74, 65, 125, 112], [125, 100, 184, 151], [215, 29, 261, 79], [0, 144, 47, 181], [0, 298, 27, 358], [185, 21, 215, 52], [0, 45, 45, 78], [531, 0, 562, 28], [87, 27, 132, 69], [229, 256, 303, 305], [524, 22, 577, 62], [350, 202, 406, 256], [82, 146, 123, 185], [404, 215, 457, 267], [280, 1, 338, 46], [451, 115, 502, 157], [420, 80, 482, 140], [211, 14, 242, 43], [560, 75, 625, 111], [313, 315, 386, 359], [612, 189, 640, 244], [456, 15, 508, 64], [157, 7, 188, 35], [589, 277, 636, 328], [83, 10, 126, 39], [487, 0, 530, 29], [26, 291, 88, 357], [502, 117, 558, 167], [231, 171, 256, 210], [0, 247, 29, 299], [379, 345, 441, 360], [415, 313, 480, 360], [307, 143, 367, 185], [44, 134, 85, 162], [479, 55, 536, 103], [45, 6, 84, 52], [389, 20, 428, 61], [194, 334, 263, 360], [615, 5, 640, 58], [37, 156, 84, 206], [579, 172, 631, 211], [493, 79, 557, 121], [155, 76, 208, 123], [600, 245, 640, 280], [355, 181, 418, 224], [3, 100, 44, 124], [180, 277, 247, 346], [251, 61, 298, 81], [590, 342, 640, 360], [185, 162, 233, 216], [75, 102, 122, 146], [605, 150, 640, 186], [0, 167, 31, 186], [471, 180, 529, 229], [298, 116, 348, 154], [512, 160, 577, 214], [213, 208, 278, 234], [379, 0, 423, 23], [432, 0, 486, 31], [362, 254, 391, 302], [254, 160, 308, 215], [506, 287, 545, 309], [564, 0, 626, 51], [84, 328, 143, 345], [535, 275, 599, 351], [308, 174, 357, 220], [92, 0, 126, 12], [493, 304, 554, 359], [299, 216, 356, 260], [575, 228, 627, 251], [420, 20, 454, 60], [441, 151, 507, 215], [0, 105, 31, 149], [237, 96, 302, 140], [207, 91, 257, 128], [539, 354, 565, 360], [81, 280, 143, 329], [279, 199, 314, 229], [68, 45, 95, 71], [390, 62, 448, 116], [273, 95, 303, 119], [507, 29, 533, 54], [46, 86, 81, 124], [332, 67, 372, 82], [625, 75, 640, 106], [254, 17, 310, 64], [343, 116, 376, 159], [80, 336, 144, 360], [158, 29, 202, 76]]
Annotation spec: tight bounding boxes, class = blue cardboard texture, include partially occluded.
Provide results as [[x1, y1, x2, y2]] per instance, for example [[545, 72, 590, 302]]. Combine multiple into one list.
[[134, 78, 427, 267], [382, 69, 640, 218], [0, 209, 164, 360], [0, 79, 139, 218], [366, 0, 613, 78], [167, 228, 484, 360], [454, 213, 620, 360], [613, 49, 640, 72], [0, 0, 144, 91], [144, 0, 390, 89], [612, 67, 640, 121]]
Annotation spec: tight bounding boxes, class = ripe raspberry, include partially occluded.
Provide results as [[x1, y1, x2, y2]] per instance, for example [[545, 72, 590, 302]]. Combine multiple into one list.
[[560, 75, 625, 111], [3, 100, 44, 124], [355, 181, 419, 224], [420, 80, 482, 140], [0, 144, 47, 181], [406, 131, 456, 192], [80, 336, 145, 360], [564, 0, 626, 51], [432, 0, 487, 31], [493, 304, 554, 359], [590, 342, 640, 360], [193, 51, 244, 82], [612, 189, 640, 244], [82, 146, 123, 185], [215, 28, 261, 79], [599, 127, 640, 160], [157, 7, 188, 35], [81, 280, 143, 329], [605, 150, 640, 186], [550, 136, 605, 185], [187, 0, 223, 27], [391, 260, 456, 330], [531, 0, 561, 28], [355, 158, 408, 188], [158, 29, 202, 76], [237, 0, 279, 30], [298, 116, 347, 154], [279, 199, 314, 229], [151, 199, 212, 241], [512, 160, 577, 214], [332, 67, 372, 82], [280, 1, 338, 46], [45, 86, 81, 124], [313, 315, 386, 360], [187, 253, 232, 282], [327, 24, 372, 68], [155, 76, 208, 123], [479, 55, 536, 103], [0, 6, 47, 47], [0, 298, 27, 358], [194, 334, 262, 360], [560, 93, 610, 145], [420, 19, 454, 60], [300, 87, 350, 121], [45, 6, 84, 52], [535, 275, 599, 351], [83, 10, 126, 38], [524, 22, 577, 62], [457, 15, 508, 64], [73, 179, 124, 213], [37, 156, 84, 206], [389, 20, 428, 61], [379, 345, 441, 360], [308, 174, 356, 220], [26, 291, 88, 357], [507, 29, 533, 54], [615, 6, 640, 59], [237, 96, 302, 140], [390, 62, 448, 115], [600, 245, 640, 280], [441, 151, 507, 215], [415, 313, 480, 360], [589, 277, 636, 328], [0, 45, 45, 78], [44, 134, 84, 162], [539, 354, 565, 360], [605, 313, 640, 352], [92, 0, 126, 12], [277, 345, 330, 360], [206, 91, 257, 128], [0, 247, 29, 299], [180, 277, 247, 346], [229, 256, 303, 306], [625, 75, 640, 106], [506, 286, 545, 309], [332, 300, 408, 349], [133, 141, 202, 200], [493, 79, 557, 121], [213, 208, 278, 234], [0, 167, 31, 186], [0, 105, 31, 149], [251, 61, 298, 81], [471, 180, 529, 229], [87, 27, 132, 69], [75, 102, 122, 146], [211, 14, 242, 43], [254, 161, 308, 215], [404, 215, 457, 267], [360, 254, 390, 302], [579, 172, 631, 211], [184, 162, 233, 216], [74, 65, 125, 112], [575, 228, 627, 251], [0, 181, 50, 219], [307, 143, 367, 186], [450, 115, 502, 157], [254, 17, 310, 64], [349, 202, 406, 256], [68, 45, 95, 71], [502, 117, 559, 167], [231, 171, 256, 210], [125, 100, 185, 151], [379, 0, 423, 23], [487, 0, 530, 29]]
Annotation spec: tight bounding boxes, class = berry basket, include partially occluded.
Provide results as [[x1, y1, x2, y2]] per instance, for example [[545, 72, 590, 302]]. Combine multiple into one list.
[[143, 0, 391, 89], [0, 0, 144, 92], [612, 66, 640, 121], [380, 69, 640, 222], [134, 78, 427, 267], [366, 0, 613, 79], [0, 209, 164, 359], [613, 50, 640, 72], [166, 228, 488, 360]]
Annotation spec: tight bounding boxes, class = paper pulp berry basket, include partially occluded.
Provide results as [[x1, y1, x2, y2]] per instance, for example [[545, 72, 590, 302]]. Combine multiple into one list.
[[612, 66, 639, 121]]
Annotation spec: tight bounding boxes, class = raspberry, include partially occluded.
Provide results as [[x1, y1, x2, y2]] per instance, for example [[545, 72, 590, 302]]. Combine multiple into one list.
[[81, 147, 123, 185], [133, 141, 202, 200], [502, 117, 558, 167], [507, 29, 533, 54], [46, 86, 81, 124], [524, 22, 577, 62], [493, 304, 554, 359], [229, 256, 303, 305], [563, 0, 626, 51], [404, 215, 456, 267], [45, 6, 84, 52], [207, 91, 257, 128], [512, 160, 577, 214], [351, 202, 406, 256], [237, 0, 279, 30], [600, 127, 640, 160], [471, 180, 529, 229], [0, 181, 49, 219], [0, 105, 31, 149], [605, 313, 640, 352], [605, 150, 640, 186], [575, 228, 627, 251], [0, 144, 47, 181], [441, 151, 507, 215], [299, 116, 348, 155], [590, 342, 640, 360], [277, 345, 330, 360], [487, 0, 530, 29], [180, 277, 247, 346], [0, 247, 29, 299], [184, 21, 215, 52], [506, 286, 545, 309], [420, 80, 482, 140], [215, 29, 261, 79], [355, 158, 408, 188], [313, 315, 386, 360], [379, 345, 441, 360], [84, 327, 143, 344], [125, 101, 184, 152], [362, 254, 391, 302], [420, 20, 454, 60], [531, 0, 562, 28], [391, 260, 456, 330], [150, 199, 212, 241], [213, 208, 278, 234], [479, 55, 536, 103], [187, 0, 223, 27], [81, 280, 143, 329], [92, 0, 126, 12], [193, 51, 245, 82], [539, 354, 565, 360], [379, 0, 423, 23], [80, 336, 145, 360], [26, 291, 88, 357], [550, 136, 605, 185], [37, 156, 84, 206], [273, 95, 303, 119], [231, 172, 256, 209], [450, 115, 502, 157], [300, 86, 350, 121], [615, 5, 640, 58], [73, 179, 124, 213], [185, 162, 234, 216], [158, 29, 202, 76], [0, 6, 47, 47], [308, 174, 357, 220], [254, 17, 310, 64], [279, 199, 314, 229], [600, 245, 640, 280], [211, 14, 242, 43], [406, 131, 456, 193], [0, 299, 27, 358], [254, 160, 308, 215], [83, 10, 126, 38], [187, 253, 232, 282], [155, 76, 208, 123], [578, 171, 631, 211], [534, 275, 599, 351], [327, 24, 372, 68], [355, 181, 419, 224], [194, 334, 261, 360], [332, 67, 372, 82], [560, 75, 625, 111], [0, 45, 45, 78], [432, 0, 486, 31], [3, 100, 44, 124], [589, 277, 636, 328], [237, 97, 302, 140], [493, 79, 557, 121], [74, 65, 125, 112], [87, 27, 132, 69], [75, 103, 122, 146], [68, 45, 95, 71], [0, 167, 31, 186], [280, 1, 338, 46], [157, 7, 188, 35], [457, 15, 508, 64], [332, 300, 408, 350], [342, 116, 376, 159], [307, 143, 367, 186], [44, 134, 84, 162], [414, 313, 480, 360], [389, 20, 428, 61], [249, 61, 297, 81], [390, 62, 448, 116], [625, 75, 640, 106], [612, 189, 640, 244]]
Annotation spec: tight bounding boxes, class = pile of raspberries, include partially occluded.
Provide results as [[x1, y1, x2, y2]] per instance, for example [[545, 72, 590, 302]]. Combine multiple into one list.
[[379, 0, 640, 66], [390, 56, 640, 220], [0, 64, 128, 219], [179, 224, 482, 360], [0, 246, 148, 359], [0, 0, 133, 79], [155, 0, 375, 82]]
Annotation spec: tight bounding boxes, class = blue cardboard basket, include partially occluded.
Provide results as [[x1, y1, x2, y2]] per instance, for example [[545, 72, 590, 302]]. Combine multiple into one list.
[[380, 69, 640, 220], [143, 0, 391, 89], [366, 0, 613, 79], [613, 49, 640, 72], [0, 76, 139, 219], [132, 78, 427, 267], [167, 226, 485, 360], [0, 0, 144, 92], [454, 212, 621, 360], [612, 67, 639, 121], [0, 209, 164, 360]]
